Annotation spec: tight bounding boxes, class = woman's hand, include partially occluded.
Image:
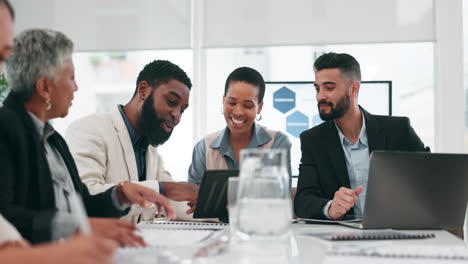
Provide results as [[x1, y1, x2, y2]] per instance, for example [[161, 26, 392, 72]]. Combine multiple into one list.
[[0, 234, 118, 264], [88, 217, 146, 247]]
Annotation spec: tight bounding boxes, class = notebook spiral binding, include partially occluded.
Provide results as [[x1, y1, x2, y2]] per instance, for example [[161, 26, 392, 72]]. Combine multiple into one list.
[[330, 231, 435, 241], [138, 221, 228, 230]]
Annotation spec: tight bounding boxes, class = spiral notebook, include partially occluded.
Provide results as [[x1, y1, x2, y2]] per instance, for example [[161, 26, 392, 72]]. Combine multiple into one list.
[[313, 230, 435, 241], [331, 245, 468, 260], [138, 220, 228, 230]]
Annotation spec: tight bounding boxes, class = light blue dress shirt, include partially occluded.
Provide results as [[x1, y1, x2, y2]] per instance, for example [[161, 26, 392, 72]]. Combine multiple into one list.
[[188, 123, 292, 188], [323, 112, 370, 219]]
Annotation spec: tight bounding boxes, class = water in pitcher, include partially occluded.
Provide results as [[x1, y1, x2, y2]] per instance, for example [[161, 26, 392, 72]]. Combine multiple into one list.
[[237, 198, 291, 238], [236, 149, 291, 240]]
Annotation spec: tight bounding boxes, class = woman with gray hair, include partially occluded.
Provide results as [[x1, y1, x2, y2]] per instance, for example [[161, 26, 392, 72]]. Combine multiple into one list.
[[0, 28, 175, 246]]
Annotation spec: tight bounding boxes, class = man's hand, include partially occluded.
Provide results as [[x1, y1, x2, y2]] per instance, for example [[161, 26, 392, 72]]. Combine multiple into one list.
[[88, 217, 146, 247], [328, 186, 363, 220], [116, 181, 175, 219], [160, 182, 198, 202]]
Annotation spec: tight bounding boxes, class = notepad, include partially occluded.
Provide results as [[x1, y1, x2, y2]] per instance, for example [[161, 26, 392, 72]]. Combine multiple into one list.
[[138, 220, 228, 230], [313, 231, 435, 241]]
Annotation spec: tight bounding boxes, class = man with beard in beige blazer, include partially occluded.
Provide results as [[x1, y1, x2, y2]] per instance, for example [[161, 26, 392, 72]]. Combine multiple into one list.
[[66, 60, 198, 222]]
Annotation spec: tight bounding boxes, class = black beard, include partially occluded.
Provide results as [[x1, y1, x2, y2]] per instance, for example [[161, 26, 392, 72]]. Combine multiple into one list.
[[139, 92, 172, 147], [317, 93, 350, 121]]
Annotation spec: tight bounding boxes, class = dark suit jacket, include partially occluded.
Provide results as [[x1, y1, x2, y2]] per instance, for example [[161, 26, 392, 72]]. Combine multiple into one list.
[[294, 107, 428, 219], [0, 92, 128, 243]]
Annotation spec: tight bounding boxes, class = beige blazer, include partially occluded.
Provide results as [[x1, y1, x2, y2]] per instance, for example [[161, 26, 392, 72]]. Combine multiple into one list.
[[65, 107, 190, 222]]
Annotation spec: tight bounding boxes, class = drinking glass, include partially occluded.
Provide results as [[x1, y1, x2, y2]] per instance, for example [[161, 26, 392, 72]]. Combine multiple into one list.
[[236, 149, 291, 240]]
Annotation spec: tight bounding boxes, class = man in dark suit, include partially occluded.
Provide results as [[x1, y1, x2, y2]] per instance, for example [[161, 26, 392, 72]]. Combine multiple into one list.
[[294, 52, 428, 220]]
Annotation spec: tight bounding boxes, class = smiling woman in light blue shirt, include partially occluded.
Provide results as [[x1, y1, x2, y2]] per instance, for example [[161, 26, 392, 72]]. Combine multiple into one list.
[[188, 67, 292, 187]]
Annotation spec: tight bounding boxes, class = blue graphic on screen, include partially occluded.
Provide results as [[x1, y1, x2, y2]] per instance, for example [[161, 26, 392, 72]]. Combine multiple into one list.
[[286, 111, 309, 138], [273, 86, 295, 113]]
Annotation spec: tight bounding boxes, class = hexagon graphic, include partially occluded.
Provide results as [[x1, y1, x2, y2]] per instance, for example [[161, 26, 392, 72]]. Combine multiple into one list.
[[273, 86, 295, 113], [286, 111, 309, 138], [312, 114, 324, 127]]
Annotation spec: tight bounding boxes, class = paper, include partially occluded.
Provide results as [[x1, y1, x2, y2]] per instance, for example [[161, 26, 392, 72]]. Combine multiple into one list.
[[139, 229, 214, 246]]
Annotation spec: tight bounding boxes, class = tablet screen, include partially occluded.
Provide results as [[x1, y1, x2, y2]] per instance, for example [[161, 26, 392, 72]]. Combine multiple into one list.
[[193, 169, 239, 221]]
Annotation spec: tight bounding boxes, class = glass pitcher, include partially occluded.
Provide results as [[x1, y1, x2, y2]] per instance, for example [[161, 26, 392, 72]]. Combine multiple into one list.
[[236, 149, 291, 240]]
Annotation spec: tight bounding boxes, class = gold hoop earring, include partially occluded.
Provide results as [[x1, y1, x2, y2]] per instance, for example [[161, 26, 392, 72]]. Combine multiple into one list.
[[256, 113, 262, 121], [45, 99, 52, 111]]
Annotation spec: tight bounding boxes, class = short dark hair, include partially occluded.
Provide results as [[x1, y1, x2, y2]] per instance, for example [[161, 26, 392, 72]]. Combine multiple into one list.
[[0, 0, 15, 20], [132, 60, 192, 98], [224, 67, 265, 103], [314, 52, 361, 82]]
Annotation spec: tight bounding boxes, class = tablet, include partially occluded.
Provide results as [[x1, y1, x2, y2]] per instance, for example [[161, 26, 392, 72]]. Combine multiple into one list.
[[193, 169, 239, 221]]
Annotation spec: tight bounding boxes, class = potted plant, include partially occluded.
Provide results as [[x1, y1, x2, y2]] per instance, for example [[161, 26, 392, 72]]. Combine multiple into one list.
[[0, 73, 8, 105]]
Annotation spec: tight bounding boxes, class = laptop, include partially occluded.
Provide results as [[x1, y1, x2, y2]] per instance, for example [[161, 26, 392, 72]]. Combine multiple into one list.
[[340, 151, 468, 230], [193, 169, 239, 222]]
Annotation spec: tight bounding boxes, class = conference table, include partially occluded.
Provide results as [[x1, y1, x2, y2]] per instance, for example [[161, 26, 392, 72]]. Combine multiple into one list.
[[112, 220, 468, 264]]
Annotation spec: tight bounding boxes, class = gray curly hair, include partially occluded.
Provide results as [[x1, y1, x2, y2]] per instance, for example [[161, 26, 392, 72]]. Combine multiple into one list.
[[5, 29, 73, 101]]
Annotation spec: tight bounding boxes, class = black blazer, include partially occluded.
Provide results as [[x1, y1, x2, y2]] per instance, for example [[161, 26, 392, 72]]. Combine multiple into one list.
[[294, 107, 428, 219], [0, 92, 128, 243]]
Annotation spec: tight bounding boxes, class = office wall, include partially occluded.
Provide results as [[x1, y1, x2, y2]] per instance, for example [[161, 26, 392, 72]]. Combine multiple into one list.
[[204, 0, 434, 47], [11, 0, 191, 51], [11, 0, 434, 48]]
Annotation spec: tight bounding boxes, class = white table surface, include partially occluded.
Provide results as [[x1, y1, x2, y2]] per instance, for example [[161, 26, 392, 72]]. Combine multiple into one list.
[[113, 221, 467, 264]]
